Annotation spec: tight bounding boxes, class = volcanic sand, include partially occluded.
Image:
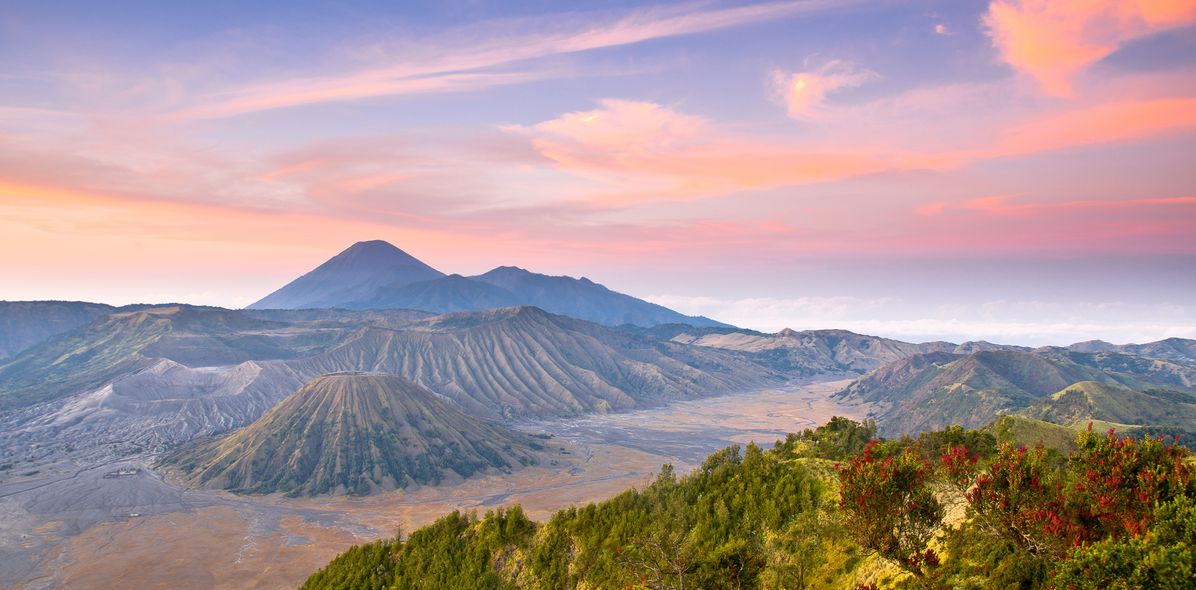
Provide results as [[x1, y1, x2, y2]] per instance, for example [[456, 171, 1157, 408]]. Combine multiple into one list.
[[5, 380, 863, 590]]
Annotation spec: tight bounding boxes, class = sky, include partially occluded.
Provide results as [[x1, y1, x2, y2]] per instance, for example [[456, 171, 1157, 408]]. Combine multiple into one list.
[[2, 0, 1195, 346]]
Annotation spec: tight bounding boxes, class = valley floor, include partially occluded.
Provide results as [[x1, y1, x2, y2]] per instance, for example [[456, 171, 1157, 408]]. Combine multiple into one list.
[[0, 379, 863, 590]]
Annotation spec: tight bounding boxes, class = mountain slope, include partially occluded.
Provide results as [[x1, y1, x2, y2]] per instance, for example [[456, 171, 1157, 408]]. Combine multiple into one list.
[[837, 345, 1196, 436], [249, 241, 445, 310], [1023, 381, 1196, 428], [0, 301, 115, 360], [0, 305, 346, 411], [286, 306, 779, 420], [471, 266, 728, 327], [674, 329, 948, 375], [836, 350, 1116, 435], [347, 274, 521, 314], [165, 373, 543, 496], [0, 308, 172, 411], [0, 359, 309, 462], [984, 415, 1083, 452], [1033, 347, 1196, 391], [668, 327, 1025, 376]]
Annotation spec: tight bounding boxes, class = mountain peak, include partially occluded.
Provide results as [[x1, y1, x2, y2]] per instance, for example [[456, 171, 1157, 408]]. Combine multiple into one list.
[[349, 239, 394, 249], [481, 265, 532, 277], [323, 240, 431, 271], [247, 241, 444, 310]]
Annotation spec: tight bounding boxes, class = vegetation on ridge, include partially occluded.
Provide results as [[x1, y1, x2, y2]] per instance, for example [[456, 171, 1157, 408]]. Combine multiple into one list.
[[300, 417, 1196, 589]]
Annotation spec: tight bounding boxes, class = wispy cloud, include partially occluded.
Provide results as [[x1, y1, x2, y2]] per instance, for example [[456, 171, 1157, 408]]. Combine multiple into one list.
[[170, 0, 856, 120]]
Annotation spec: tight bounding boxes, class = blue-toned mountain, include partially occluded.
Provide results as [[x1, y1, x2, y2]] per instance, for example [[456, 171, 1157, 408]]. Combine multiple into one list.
[[248, 241, 727, 328]]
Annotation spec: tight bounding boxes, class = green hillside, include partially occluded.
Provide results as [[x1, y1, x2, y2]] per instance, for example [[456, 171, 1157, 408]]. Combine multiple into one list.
[[164, 373, 545, 496], [836, 350, 1108, 435], [984, 415, 1083, 452], [0, 308, 171, 410], [303, 441, 853, 590], [299, 418, 1196, 589], [1024, 380, 1196, 428]]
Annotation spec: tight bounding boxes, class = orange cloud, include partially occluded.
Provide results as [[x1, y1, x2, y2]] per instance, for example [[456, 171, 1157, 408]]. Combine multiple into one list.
[[771, 61, 875, 119], [529, 99, 705, 154], [517, 91, 1196, 203], [516, 99, 943, 200], [985, 0, 1196, 96]]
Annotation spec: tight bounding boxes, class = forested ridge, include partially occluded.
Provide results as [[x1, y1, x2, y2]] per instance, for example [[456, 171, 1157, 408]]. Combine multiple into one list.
[[301, 417, 1196, 589]]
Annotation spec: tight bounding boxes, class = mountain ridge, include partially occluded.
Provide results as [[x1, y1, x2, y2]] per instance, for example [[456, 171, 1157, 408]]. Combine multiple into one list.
[[0, 301, 116, 360]]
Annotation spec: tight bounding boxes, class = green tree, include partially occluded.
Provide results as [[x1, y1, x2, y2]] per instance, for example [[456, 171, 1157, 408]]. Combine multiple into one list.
[[1051, 496, 1196, 589], [761, 506, 841, 589]]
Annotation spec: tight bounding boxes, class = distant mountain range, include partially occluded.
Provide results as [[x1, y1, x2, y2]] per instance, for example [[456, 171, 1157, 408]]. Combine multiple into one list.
[[0, 304, 780, 471], [664, 326, 1021, 376], [4, 256, 1196, 497], [165, 373, 544, 496], [835, 343, 1196, 435], [247, 240, 728, 328], [0, 305, 332, 412]]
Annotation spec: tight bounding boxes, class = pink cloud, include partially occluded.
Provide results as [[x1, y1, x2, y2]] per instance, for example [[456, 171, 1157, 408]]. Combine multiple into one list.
[[984, 0, 1196, 96], [892, 191, 1196, 256], [964, 195, 1196, 215], [771, 60, 876, 120], [992, 97, 1196, 156]]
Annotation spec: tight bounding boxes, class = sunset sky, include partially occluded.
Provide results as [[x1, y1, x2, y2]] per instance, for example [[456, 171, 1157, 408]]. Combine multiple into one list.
[[2, 0, 1195, 345]]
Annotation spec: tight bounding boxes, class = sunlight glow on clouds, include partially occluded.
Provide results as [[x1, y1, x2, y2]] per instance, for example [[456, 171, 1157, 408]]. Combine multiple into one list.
[[1, 0, 1194, 343], [985, 0, 1196, 96], [771, 60, 875, 120]]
